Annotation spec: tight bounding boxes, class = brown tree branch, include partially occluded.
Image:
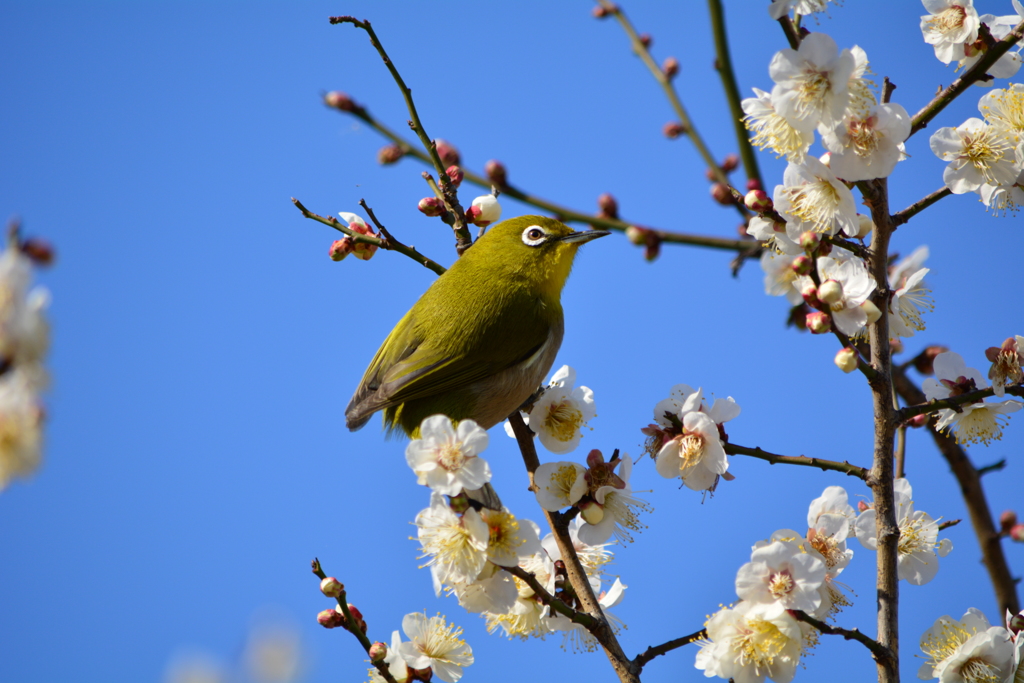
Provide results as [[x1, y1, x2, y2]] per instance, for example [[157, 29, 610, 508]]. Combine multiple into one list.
[[632, 628, 708, 672], [725, 443, 868, 479]]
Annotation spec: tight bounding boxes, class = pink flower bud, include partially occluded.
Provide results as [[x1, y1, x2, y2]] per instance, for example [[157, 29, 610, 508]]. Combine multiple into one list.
[[800, 282, 820, 308], [806, 311, 832, 334], [835, 347, 858, 374], [434, 139, 460, 167], [485, 159, 507, 187], [346, 604, 367, 633], [721, 154, 740, 173], [445, 165, 464, 188], [799, 230, 820, 252], [592, 4, 618, 18], [818, 279, 844, 306], [586, 449, 605, 469], [744, 189, 772, 212], [467, 195, 501, 227], [320, 577, 344, 598], [791, 255, 813, 276], [1011, 524, 1024, 542], [369, 642, 388, 663], [597, 192, 619, 219], [906, 414, 929, 428], [746, 178, 763, 192], [317, 608, 345, 629], [663, 121, 687, 138], [662, 56, 680, 79], [329, 238, 352, 262], [418, 197, 445, 217], [639, 33, 652, 49], [1000, 510, 1018, 533], [19, 238, 55, 266], [710, 183, 736, 206], [324, 91, 356, 112], [377, 144, 404, 165], [858, 500, 872, 512]]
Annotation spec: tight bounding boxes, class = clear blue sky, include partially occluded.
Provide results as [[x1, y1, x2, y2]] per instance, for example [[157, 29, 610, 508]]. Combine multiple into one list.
[[1, 2, 1021, 682]]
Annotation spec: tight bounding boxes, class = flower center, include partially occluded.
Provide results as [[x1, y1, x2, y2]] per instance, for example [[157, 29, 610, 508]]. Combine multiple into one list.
[[783, 178, 842, 232], [846, 117, 880, 158], [928, 6, 967, 35], [768, 570, 795, 599], [796, 70, 832, 120], [959, 128, 1014, 182], [734, 618, 787, 672], [436, 443, 467, 471], [549, 463, 579, 498], [678, 433, 706, 471], [958, 657, 1001, 683], [543, 399, 584, 443]]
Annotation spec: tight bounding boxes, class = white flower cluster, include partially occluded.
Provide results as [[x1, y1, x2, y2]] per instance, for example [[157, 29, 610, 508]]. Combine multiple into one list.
[[505, 365, 596, 454], [642, 384, 740, 493], [0, 244, 50, 492], [916, 607, 1023, 683], [920, 0, 1023, 77], [696, 486, 857, 682], [406, 414, 629, 653], [931, 84, 1024, 212], [922, 350, 1022, 445], [368, 614, 474, 683]]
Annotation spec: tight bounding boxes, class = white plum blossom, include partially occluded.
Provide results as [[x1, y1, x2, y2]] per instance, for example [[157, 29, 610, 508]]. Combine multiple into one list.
[[888, 261, 934, 340], [923, 351, 1023, 445], [398, 612, 474, 683], [920, 0, 980, 65], [467, 194, 501, 228], [695, 601, 808, 683], [406, 416, 491, 496], [416, 494, 489, 590], [742, 88, 815, 162], [774, 156, 859, 238], [823, 103, 912, 181], [844, 46, 878, 120], [547, 578, 628, 653], [855, 478, 952, 585], [509, 365, 595, 454], [807, 486, 857, 537], [747, 215, 802, 255], [767, 0, 835, 20], [979, 169, 1024, 213], [578, 454, 649, 545], [918, 608, 1015, 683], [930, 118, 1022, 194], [478, 508, 542, 568], [736, 539, 826, 613], [655, 410, 730, 492], [797, 256, 876, 336], [0, 369, 44, 491], [452, 567, 518, 615], [541, 517, 614, 587], [769, 33, 856, 130], [959, 14, 1023, 83], [980, 83, 1024, 136], [987, 335, 1024, 396], [533, 460, 587, 511], [760, 251, 805, 305]]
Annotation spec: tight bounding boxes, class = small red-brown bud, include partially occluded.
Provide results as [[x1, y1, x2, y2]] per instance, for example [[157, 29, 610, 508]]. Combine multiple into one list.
[[799, 230, 820, 252], [662, 56, 680, 79], [19, 238, 55, 266], [858, 500, 872, 512], [434, 139, 460, 167], [317, 608, 345, 629], [320, 577, 344, 598], [1000, 510, 1018, 533], [791, 255, 813, 276], [806, 311, 832, 334], [410, 667, 434, 681], [639, 33, 652, 49], [663, 121, 687, 138], [369, 641, 388, 663], [592, 4, 617, 18], [324, 91, 355, 112], [1011, 524, 1024, 542], [346, 604, 367, 633], [1009, 611, 1024, 634], [377, 144, 404, 165], [721, 154, 740, 173], [744, 189, 772, 213], [585, 449, 605, 468], [445, 165, 464, 188], [597, 192, 619, 219], [891, 337, 905, 356], [786, 303, 810, 331], [644, 234, 661, 261], [418, 197, 445, 217], [746, 178, 763, 192], [710, 183, 736, 206], [329, 238, 352, 262], [913, 345, 949, 376], [906, 413, 929, 428], [485, 159, 507, 187]]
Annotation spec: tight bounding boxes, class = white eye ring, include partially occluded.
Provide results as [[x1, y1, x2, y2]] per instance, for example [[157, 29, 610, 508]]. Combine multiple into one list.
[[522, 225, 548, 246]]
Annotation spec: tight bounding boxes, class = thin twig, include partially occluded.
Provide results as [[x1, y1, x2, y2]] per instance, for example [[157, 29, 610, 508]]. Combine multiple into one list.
[[909, 19, 1024, 137], [596, 0, 751, 221], [504, 566, 597, 628], [790, 610, 895, 665], [897, 385, 1024, 422], [633, 629, 707, 672], [891, 187, 953, 227], [329, 16, 473, 253], [724, 443, 868, 479], [292, 198, 447, 276]]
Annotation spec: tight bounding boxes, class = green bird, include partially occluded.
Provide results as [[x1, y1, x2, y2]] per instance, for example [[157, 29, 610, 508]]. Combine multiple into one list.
[[345, 215, 609, 438]]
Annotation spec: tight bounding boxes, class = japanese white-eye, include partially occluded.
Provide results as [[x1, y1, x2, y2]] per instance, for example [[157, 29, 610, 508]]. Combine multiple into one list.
[[346, 215, 609, 438]]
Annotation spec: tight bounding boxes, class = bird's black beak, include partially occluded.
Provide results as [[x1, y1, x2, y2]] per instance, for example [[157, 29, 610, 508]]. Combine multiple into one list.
[[558, 229, 611, 244]]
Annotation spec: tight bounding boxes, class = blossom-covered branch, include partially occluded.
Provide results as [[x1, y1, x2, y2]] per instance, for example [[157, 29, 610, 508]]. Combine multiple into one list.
[[328, 16, 473, 253], [892, 365, 1020, 615], [503, 565, 597, 629], [897, 384, 1024, 422], [724, 443, 868, 479], [789, 609, 895, 664], [292, 198, 447, 276]]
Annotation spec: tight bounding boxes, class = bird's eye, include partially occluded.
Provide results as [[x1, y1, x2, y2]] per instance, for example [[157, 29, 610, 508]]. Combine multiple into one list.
[[522, 226, 547, 246]]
